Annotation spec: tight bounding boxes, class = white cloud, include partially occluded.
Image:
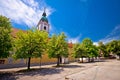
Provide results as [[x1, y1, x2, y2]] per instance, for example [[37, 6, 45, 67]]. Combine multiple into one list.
[[22, 0, 39, 8], [0, 0, 53, 28], [93, 42, 98, 46], [67, 34, 82, 43], [93, 25, 120, 45], [99, 25, 120, 44]]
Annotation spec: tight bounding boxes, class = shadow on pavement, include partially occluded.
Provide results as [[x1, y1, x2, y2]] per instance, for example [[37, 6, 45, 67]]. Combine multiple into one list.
[[16, 67, 63, 76], [0, 67, 64, 80], [0, 72, 17, 80], [61, 64, 85, 68]]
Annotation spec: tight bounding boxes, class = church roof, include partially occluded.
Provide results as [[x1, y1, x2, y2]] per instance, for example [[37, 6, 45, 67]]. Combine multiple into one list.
[[40, 16, 48, 23], [11, 28, 26, 38], [40, 9, 48, 23]]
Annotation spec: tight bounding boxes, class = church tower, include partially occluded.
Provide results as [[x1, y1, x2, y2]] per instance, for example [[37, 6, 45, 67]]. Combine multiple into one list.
[[37, 8, 49, 33]]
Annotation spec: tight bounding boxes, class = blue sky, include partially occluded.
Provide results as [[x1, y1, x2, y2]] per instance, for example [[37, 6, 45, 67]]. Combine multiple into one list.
[[0, 0, 120, 44]]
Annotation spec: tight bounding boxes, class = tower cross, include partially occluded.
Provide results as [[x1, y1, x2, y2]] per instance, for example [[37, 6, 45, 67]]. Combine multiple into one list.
[[44, 7, 46, 13]]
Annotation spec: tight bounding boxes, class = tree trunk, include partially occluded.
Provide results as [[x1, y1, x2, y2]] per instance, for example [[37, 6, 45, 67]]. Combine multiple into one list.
[[81, 57, 83, 63], [39, 58, 41, 68], [88, 57, 90, 62], [27, 57, 31, 70], [57, 57, 60, 66], [60, 57, 62, 64], [92, 57, 94, 62], [98, 56, 100, 62]]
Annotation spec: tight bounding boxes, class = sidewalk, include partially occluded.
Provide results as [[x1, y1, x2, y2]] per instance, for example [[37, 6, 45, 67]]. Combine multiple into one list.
[[0, 59, 120, 80], [0, 63, 55, 72]]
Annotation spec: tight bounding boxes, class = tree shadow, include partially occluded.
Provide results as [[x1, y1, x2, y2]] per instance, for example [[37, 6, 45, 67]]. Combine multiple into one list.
[[16, 67, 63, 76], [52, 64, 85, 68], [0, 72, 17, 80], [62, 64, 85, 68], [94, 60, 107, 62], [0, 67, 64, 80]]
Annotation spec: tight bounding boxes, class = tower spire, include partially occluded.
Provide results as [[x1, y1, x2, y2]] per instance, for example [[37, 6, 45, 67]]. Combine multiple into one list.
[[37, 7, 49, 33], [42, 7, 46, 16], [44, 7, 46, 13]]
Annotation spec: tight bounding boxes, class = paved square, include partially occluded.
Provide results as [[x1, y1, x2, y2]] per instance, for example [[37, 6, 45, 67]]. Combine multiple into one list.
[[0, 59, 120, 80]]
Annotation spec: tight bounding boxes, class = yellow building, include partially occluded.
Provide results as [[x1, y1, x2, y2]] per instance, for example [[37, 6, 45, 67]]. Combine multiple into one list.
[[0, 10, 75, 66]]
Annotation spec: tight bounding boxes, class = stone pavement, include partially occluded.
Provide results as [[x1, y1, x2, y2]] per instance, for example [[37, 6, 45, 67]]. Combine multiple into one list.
[[0, 59, 120, 80], [63, 59, 120, 80]]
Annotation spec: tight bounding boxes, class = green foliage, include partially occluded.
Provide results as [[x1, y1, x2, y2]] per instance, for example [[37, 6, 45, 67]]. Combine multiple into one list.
[[0, 15, 12, 58], [82, 38, 93, 47], [117, 40, 120, 58], [88, 45, 98, 57], [13, 29, 48, 69], [98, 42, 108, 57], [72, 43, 85, 58], [81, 38, 98, 58], [48, 32, 68, 58], [106, 40, 120, 55], [72, 38, 99, 62], [13, 29, 48, 59], [0, 15, 12, 29], [47, 32, 68, 66]]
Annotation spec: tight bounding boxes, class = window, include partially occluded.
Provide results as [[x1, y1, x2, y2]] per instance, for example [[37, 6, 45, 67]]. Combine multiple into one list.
[[44, 26, 46, 30]]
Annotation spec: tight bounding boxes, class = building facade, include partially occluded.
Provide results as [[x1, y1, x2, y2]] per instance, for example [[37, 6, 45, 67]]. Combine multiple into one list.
[[0, 10, 75, 68]]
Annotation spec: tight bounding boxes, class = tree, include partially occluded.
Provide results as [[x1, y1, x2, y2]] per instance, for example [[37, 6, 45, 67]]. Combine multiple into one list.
[[98, 42, 108, 57], [81, 38, 98, 62], [106, 40, 120, 59], [0, 15, 12, 58], [72, 43, 85, 63], [117, 40, 120, 59], [13, 29, 48, 69], [47, 32, 68, 66], [88, 45, 98, 61]]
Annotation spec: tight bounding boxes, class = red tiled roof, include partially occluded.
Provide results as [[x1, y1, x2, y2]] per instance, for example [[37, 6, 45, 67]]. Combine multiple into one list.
[[11, 28, 26, 37], [11, 28, 73, 48], [68, 42, 73, 48]]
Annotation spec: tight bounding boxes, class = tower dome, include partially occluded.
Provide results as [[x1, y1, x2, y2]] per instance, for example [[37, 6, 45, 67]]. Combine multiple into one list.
[[37, 8, 49, 33], [40, 16, 48, 23]]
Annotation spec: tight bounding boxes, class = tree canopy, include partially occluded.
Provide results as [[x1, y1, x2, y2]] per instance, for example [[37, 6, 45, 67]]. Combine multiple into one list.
[[13, 29, 48, 69], [72, 43, 85, 62], [81, 38, 98, 62], [47, 32, 68, 66], [106, 40, 120, 59], [0, 15, 12, 58], [98, 42, 108, 57]]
